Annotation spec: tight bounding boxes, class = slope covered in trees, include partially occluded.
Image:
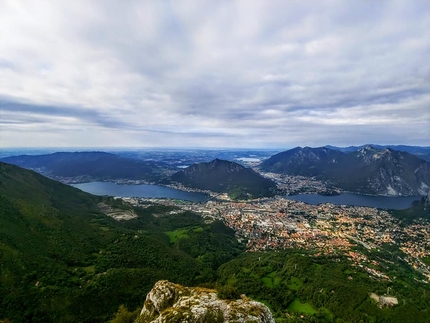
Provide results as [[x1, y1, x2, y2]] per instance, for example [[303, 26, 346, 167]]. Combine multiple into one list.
[[1, 151, 167, 182], [217, 251, 430, 322], [0, 162, 243, 322], [172, 158, 278, 199]]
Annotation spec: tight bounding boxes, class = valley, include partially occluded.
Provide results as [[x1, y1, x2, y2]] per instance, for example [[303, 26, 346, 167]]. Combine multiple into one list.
[[1, 146, 430, 323]]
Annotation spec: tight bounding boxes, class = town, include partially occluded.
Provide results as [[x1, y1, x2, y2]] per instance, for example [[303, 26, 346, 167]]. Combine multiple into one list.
[[123, 196, 430, 283]]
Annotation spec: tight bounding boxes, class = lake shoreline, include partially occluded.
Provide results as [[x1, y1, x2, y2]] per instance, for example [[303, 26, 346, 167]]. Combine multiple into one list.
[[72, 181, 421, 210]]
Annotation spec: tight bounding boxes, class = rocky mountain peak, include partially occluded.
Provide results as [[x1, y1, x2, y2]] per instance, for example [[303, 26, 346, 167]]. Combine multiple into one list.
[[261, 146, 430, 196], [137, 280, 275, 323], [426, 192, 430, 207], [356, 145, 394, 165], [362, 144, 376, 151]]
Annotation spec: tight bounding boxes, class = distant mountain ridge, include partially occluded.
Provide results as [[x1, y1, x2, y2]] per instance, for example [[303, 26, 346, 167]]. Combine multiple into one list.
[[172, 158, 277, 199], [1, 151, 166, 182], [261, 146, 430, 196], [325, 144, 430, 162]]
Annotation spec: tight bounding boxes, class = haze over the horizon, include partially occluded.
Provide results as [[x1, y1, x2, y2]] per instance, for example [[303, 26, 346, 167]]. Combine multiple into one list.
[[1, 1, 429, 149]]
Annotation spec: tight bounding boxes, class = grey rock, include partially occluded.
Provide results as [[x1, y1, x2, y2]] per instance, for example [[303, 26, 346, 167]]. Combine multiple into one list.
[[137, 280, 275, 323]]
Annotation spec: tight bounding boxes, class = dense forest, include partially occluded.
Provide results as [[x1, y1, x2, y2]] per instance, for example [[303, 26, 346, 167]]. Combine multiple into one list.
[[217, 251, 430, 322], [0, 194, 244, 322]]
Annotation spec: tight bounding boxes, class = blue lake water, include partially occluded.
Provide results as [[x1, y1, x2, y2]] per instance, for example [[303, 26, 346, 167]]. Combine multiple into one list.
[[72, 182, 208, 202], [284, 193, 420, 210], [72, 182, 420, 209]]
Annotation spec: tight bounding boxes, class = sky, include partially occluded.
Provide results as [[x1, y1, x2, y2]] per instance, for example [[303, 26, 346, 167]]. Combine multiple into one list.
[[0, 0, 429, 149]]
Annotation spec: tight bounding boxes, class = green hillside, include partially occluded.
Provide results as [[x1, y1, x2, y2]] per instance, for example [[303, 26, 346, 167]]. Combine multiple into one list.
[[0, 162, 243, 322], [217, 251, 430, 323], [172, 158, 278, 199]]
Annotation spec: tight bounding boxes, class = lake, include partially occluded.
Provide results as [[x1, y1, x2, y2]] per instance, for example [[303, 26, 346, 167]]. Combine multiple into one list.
[[284, 193, 420, 210], [72, 182, 420, 209], [72, 182, 208, 202]]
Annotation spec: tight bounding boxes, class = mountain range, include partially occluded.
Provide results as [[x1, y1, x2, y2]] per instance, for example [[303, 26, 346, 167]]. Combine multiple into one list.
[[172, 158, 277, 199], [261, 145, 430, 196], [325, 144, 430, 162], [2, 146, 430, 198], [1, 151, 167, 183]]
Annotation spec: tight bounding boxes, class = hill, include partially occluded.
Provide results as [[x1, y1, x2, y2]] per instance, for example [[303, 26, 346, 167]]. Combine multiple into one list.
[[392, 192, 430, 223], [0, 162, 243, 322], [0, 151, 167, 183], [171, 159, 278, 199], [259, 146, 351, 176], [261, 146, 430, 196]]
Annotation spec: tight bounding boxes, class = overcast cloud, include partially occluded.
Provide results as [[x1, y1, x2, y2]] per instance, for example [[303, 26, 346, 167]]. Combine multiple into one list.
[[0, 0, 429, 148]]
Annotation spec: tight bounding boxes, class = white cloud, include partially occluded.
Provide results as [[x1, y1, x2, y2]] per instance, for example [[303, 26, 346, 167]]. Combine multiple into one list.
[[0, 0, 429, 148]]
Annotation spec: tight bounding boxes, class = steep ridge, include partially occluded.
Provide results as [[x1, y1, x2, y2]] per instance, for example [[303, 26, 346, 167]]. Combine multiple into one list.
[[261, 146, 430, 196], [325, 144, 430, 162], [260, 146, 351, 176], [1, 151, 166, 182], [350, 146, 430, 196], [172, 159, 277, 199]]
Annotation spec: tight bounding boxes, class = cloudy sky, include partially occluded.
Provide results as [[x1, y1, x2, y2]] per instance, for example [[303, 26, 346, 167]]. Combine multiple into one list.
[[1, 0, 429, 148]]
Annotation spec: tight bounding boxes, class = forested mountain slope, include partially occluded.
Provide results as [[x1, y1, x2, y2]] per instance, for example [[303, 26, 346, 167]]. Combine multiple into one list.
[[0, 162, 243, 322], [1, 151, 167, 182], [172, 158, 277, 199]]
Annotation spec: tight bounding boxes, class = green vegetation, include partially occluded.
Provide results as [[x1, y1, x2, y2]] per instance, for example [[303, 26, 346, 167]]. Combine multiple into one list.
[[287, 277, 303, 290], [1, 161, 430, 323], [172, 159, 278, 199], [217, 285, 241, 300], [227, 186, 249, 200], [0, 162, 243, 322], [392, 196, 430, 223], [287, 299, 317, 315], [216, 251, 430, 322], [262, 271, 283, 288], [166, 229, 189, 243], [109, 305, 141, 323], [422, 257, 430, 266]]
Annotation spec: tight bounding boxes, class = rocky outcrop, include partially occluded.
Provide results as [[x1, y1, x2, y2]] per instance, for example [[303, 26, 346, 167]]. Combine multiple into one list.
[[136, 280, 275, 323]]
